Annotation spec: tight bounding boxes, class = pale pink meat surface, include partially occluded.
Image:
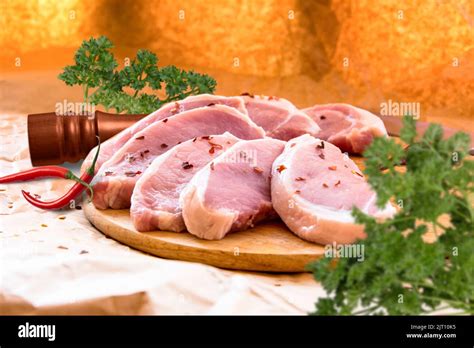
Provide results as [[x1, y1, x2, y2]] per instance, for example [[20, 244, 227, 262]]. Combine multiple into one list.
[[130, 133, 240, 232], [180, 138, 285, 240], [302, 103, 387, 154], [271, 134, 395, 245], [92, 105, 265, 210], [241, 95, 320, 141], [81, 94, 247, 173]]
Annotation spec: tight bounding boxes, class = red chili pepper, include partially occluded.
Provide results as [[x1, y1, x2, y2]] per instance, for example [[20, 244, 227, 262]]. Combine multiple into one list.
[[21, 137, 101, 210], [1, 166, 76, 183]]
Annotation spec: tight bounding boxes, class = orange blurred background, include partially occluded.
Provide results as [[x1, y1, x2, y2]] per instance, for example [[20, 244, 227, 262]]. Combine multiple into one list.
[[0, 0, 473, 130]]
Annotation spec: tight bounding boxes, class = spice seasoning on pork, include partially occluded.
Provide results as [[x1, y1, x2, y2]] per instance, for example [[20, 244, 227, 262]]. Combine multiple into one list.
[[182, 162, 194, 170], [135, 135, 145, 140], [124, 171, 142, 177], [295, 177, 305, 181], [160, 143, 168, 149], [322, 183, 329, 188], [170, 102, 181, 115], [328, 165, 337, 171], [253, 166, 264, 174], [240, 92, 254, 98], [209, 141, 223, 154], [277, 164, 287, 173]]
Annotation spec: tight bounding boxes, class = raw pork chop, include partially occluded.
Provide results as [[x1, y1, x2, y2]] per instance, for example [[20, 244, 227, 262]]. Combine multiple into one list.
[[92, 105, 265, 210], [271, 134, 395, 245], [81, 94, 247, 173], [241, 95, 320, 141], [302, 104, 387, 154], [180, 138, 285, 240], [131, 133, 240, 232]]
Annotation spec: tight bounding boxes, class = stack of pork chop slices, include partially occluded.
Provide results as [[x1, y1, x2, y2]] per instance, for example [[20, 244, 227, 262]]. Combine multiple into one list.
[[85, 94, 393, 244]]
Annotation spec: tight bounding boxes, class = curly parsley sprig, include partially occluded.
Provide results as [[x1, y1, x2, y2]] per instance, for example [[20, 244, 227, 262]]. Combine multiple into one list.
[[59, 36, 216, 114], [309, 116, 474, 315]]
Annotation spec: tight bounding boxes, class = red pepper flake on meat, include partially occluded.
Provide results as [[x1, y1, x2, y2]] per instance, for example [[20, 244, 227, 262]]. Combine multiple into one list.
[[351, 170, 364, 177], [124, 171, 142, 177], [201, 135, 212, 140], [240, 92, 254, 98], [276, 164, 287, 173], [135, 135, 145, 140], [182, 162, 193, 170], [328, 165, 337, 171], [335, 180, 341, 187], [322, 183, 329, 188], [295, 190, 301, 194], [318, 153, 325, 160], [268, 96, 279, 101], [320, 115, 326, 120], [208, 141, 222, 149], [207, 103, 215, 106], [253, 166, 264, 174], [290, 143, 296, 148], [57, 245, 68, 250], [170, 102, 181, 114], [192, 137, 197, 142], [104, 171, 114, 176], [208, 141, 223, 154], [210, 162, 215, 171], [295, 177, 305, 181], [162, 118, 168, 123], [143, 150, 150, 154], [316, 141, 325, 149], [160, 143, 168, 149]]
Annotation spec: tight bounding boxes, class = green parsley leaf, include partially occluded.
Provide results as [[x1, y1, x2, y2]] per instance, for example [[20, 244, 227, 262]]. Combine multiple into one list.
[[59, 36, 216, 114]]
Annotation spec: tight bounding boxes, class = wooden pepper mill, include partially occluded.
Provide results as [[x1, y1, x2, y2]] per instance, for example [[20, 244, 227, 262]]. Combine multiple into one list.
[[27, 111, 146, 166]]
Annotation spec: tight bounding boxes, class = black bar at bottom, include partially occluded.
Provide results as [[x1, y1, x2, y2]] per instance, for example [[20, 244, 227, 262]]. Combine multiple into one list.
[[0, 316, 472, 346]]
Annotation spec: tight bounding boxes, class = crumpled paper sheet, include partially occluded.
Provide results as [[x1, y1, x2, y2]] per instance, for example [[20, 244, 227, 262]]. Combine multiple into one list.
[[0, 113, 324, 315]]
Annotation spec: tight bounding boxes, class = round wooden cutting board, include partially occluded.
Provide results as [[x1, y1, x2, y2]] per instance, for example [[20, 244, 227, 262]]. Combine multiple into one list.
[[83, 157, 367, 272], [83, 201, 326, 272]]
